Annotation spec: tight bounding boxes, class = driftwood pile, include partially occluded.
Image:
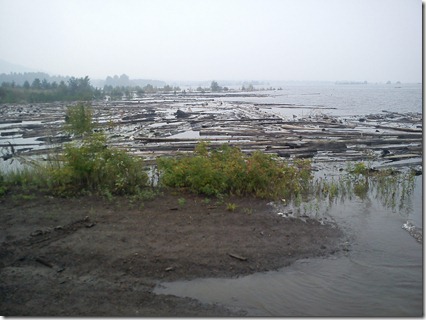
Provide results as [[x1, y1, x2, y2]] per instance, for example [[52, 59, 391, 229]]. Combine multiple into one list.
[[0, 93, 422, 168]]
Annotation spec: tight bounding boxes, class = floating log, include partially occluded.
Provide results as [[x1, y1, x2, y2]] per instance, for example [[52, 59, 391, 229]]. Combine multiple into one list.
[[374, 125, 422, 133], [254, 103, 337, 110], [383, 154, 421, 161], [1, 131, 20, 136], [0, 120, 22, 124], [199, 130, 261, 136]]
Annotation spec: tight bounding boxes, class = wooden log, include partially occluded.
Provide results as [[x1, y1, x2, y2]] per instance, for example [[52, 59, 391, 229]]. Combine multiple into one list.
[[199, 130, 261, 136], [35, 257, 53, 268], [383, 154, 421, 161], [228, 253, 247, 261], [374, 125, 422, 133]]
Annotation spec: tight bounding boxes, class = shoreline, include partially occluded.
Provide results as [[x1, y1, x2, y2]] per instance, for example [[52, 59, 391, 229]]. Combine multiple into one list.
[[0, 190, 344, 316]]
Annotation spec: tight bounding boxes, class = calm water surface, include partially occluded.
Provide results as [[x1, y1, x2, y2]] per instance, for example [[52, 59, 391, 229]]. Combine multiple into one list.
[[220, 83, 422, 117]]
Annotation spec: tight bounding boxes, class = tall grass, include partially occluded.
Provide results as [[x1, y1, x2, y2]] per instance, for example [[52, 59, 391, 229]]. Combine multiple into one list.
[[310, 161, 416, 213]]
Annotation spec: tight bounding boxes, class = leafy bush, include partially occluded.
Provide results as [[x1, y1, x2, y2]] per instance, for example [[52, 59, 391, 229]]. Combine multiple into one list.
[[48, 133, 149, 196], [1, 133, 149, 197], [157, 142, 312, 200]]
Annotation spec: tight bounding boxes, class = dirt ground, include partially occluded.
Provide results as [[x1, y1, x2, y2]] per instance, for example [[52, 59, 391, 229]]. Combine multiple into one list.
[[0, 189, 344, 316]]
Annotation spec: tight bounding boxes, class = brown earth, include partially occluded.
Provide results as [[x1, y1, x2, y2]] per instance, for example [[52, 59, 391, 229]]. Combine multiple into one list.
[[0, 189, 344, 316]]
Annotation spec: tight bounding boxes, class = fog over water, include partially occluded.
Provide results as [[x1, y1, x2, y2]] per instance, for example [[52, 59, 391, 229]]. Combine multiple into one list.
[[0, 0, 422, 83]]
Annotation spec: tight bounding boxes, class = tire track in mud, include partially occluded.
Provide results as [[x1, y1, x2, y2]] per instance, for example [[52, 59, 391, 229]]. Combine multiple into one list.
[[0, 216, 96, 269]]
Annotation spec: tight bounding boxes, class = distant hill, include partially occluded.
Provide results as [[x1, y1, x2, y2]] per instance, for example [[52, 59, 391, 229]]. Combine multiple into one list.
[[0, 62, 167, 88], [0, 72, 71, 86], [0, 58, 38, 74]]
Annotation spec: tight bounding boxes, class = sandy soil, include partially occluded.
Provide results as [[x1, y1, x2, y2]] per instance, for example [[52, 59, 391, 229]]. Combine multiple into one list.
[[0, 189, 344, 316]]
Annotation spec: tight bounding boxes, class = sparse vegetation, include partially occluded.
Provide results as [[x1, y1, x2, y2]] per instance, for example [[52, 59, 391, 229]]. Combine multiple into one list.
[[308, 161, 416, 214], [226, 202, 237, 212]]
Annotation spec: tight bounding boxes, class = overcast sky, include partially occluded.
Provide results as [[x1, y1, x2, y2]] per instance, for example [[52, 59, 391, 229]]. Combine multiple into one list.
[[0, 0, 422, 82]]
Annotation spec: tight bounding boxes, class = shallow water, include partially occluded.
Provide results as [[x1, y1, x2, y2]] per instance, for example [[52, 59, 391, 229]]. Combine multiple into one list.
[[154, 175, 423, 316]]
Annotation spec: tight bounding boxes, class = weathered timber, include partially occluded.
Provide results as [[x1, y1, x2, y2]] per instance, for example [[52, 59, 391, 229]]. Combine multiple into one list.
[[383, 154, 422, 161], [228, 253, 248, 261], [119, 118, 158, 125], [254, 103, 337, 110], [199, 130, 262, 136], [0, 143, 42, 147], [374, 125, 422, 133], [1, 131, 20, 136]]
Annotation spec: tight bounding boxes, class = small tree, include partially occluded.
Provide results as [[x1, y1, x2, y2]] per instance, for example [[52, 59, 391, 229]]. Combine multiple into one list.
[[65, 103, 94, 136], [210, 81, 221, 92], [31, 78, 41, 89]]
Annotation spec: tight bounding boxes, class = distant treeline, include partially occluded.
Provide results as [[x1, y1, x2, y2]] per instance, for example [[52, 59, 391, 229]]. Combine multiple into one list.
[[0, 72, 71, 86], [94, 74, 166, 88], [0, 72, 267, 103], [103, 83, 182, 100], [0, 74, 182, 103], [0, 76, 100, 103]]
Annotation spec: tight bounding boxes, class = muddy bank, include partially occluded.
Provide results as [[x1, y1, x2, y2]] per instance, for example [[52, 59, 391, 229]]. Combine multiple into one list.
[[0, 190, 343, 316]]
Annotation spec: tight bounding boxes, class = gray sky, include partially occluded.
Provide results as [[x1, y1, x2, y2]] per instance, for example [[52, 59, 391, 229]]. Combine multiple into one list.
[[0, 0, 422, 82]]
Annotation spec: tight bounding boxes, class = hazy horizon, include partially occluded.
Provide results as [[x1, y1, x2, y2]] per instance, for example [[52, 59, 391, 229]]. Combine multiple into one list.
[[0, 0, 422, 83]]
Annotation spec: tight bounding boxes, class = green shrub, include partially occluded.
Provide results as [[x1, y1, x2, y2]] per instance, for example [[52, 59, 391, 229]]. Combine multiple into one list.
[[157, 142, 312, 200], [48, 133, 149, 196], [350, 162, 368, 175]]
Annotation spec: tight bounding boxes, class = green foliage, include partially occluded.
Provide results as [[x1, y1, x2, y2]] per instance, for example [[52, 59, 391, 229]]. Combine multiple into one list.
[[48, 133, 149, 196], [226, 202, 237, 212], [157, 142, 312, 200], [349, 162, 369, 175], [0, 76, 98, 103], [1, 133, 149, 197], [64, 103, 94, 136]]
